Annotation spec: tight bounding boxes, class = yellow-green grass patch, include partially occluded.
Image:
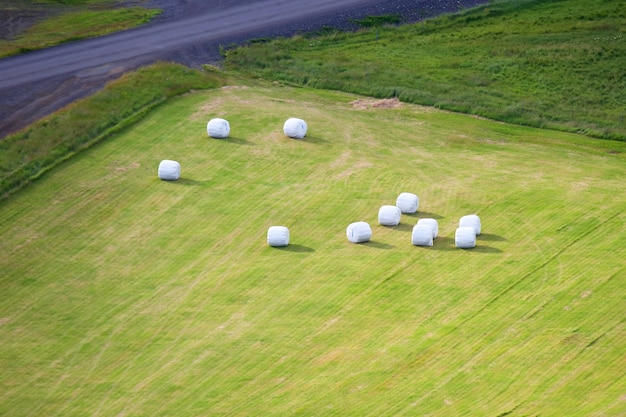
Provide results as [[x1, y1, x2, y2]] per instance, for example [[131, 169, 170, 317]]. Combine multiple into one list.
[[1, 84, 625, 416]]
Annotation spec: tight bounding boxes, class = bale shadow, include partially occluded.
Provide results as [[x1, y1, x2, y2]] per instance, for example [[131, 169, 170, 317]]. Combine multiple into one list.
[[427, 236, 457, 251], [362, 240, 395, 250], [174, 178, 209, 186], [390, 223, 413, 232], [299, 135, 329, 145], [423, 236, 503, 253], [478, 233, 507, 242], [404, 211, 444, 220], [473, 245, 503, 254], [273, 244, 315, 253], [214, 136, 254, 146]]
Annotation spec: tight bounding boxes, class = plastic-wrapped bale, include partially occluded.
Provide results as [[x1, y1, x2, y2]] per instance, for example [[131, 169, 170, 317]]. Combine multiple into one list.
[[417, 218, 439, 238], [158, 160, 180, 181], [346, 222, 372, 243], [396, 192, 419, 214], [459, 214, 481, 235], [412, 224, 434, 246], [283, 118, 307, 139], [267, 226, 290, 247], [378, 205, 401, 226], [455, 226, 476, 249], [207, 118, 230, 138]]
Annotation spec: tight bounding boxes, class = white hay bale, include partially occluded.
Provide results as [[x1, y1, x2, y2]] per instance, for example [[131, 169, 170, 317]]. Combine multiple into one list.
[[207, 118, 230, 138], [283, 117, 308, 139], [396, 192, 419, 214], [267, 226, 290, 247], [417, 218, 439, 238], [455, 226, 476, 249], [459, 214, 481, 235], [346, 222, 372, 243], [412, 224, 434, 246], [378, 205, 401, 226], [158, 159, 180, 181]]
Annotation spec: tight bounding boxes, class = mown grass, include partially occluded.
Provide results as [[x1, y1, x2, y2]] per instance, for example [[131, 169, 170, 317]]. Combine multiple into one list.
[[1, 84, 625, 416], [0, 0, 161, 57], [224, 0, 626, 141], [0, 62, 226, 198]]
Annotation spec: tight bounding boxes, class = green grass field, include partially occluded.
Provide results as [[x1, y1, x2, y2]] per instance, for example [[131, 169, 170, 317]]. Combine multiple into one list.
[[1, 84, 625, 416]]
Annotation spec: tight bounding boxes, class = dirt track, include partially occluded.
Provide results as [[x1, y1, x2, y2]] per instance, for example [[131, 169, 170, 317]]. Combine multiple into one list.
[[0, 0, 487, 139]]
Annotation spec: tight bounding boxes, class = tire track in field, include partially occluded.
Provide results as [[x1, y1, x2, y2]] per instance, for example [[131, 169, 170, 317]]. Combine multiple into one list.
[[378, 210, 622, 409]]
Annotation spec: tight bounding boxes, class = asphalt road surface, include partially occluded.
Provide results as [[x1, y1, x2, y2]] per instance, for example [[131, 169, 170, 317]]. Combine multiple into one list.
[[0, 0, 487, 138]]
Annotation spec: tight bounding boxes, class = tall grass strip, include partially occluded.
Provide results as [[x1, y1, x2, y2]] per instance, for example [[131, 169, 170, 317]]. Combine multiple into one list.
[[224, 0, 626, 141]]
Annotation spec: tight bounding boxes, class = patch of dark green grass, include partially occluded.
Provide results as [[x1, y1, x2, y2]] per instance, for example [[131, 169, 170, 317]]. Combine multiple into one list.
[[350, 14, 403, 28], [224, 0, 626, 141]]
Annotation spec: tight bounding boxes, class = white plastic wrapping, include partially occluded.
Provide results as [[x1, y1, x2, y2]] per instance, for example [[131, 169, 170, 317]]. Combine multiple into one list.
[[158, 160, 180, 181], [207, 118, 231, 138], [455, 226, 476, 249], [267, 226, 290, 247], [346, 221, 372, 243], [412, 224, 434, 246], [396, 192, 419, 214], [459, 214, 481, 235], [378, 205, 401, 226], [417, 218, 438, 239], [283, 118, 308, 139]]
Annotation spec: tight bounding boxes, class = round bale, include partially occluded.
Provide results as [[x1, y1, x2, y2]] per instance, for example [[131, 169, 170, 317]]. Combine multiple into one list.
[[378, 205, 401, 226], [412, 224, 434, 246], [396, 192, 419, 214], [346, 221, 372, 243], [417, 218, 438, 238], [267, 226, 290, 247], [158, 160, 180, 181], [455, 226, 476, 249], [207, 118, 230, 138], [459, 214, 481, 235], [283, 118, 308, 139]]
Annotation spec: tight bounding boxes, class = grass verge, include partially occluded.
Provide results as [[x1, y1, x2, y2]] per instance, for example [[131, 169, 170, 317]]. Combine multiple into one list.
[[224, 0, 626, 141], [0, 1, 161, 57], [0, 62, 226, 198]]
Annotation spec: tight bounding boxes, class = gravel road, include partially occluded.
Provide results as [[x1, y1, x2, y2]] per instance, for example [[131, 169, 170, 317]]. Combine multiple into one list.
[[0, 0, 487, 139]]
